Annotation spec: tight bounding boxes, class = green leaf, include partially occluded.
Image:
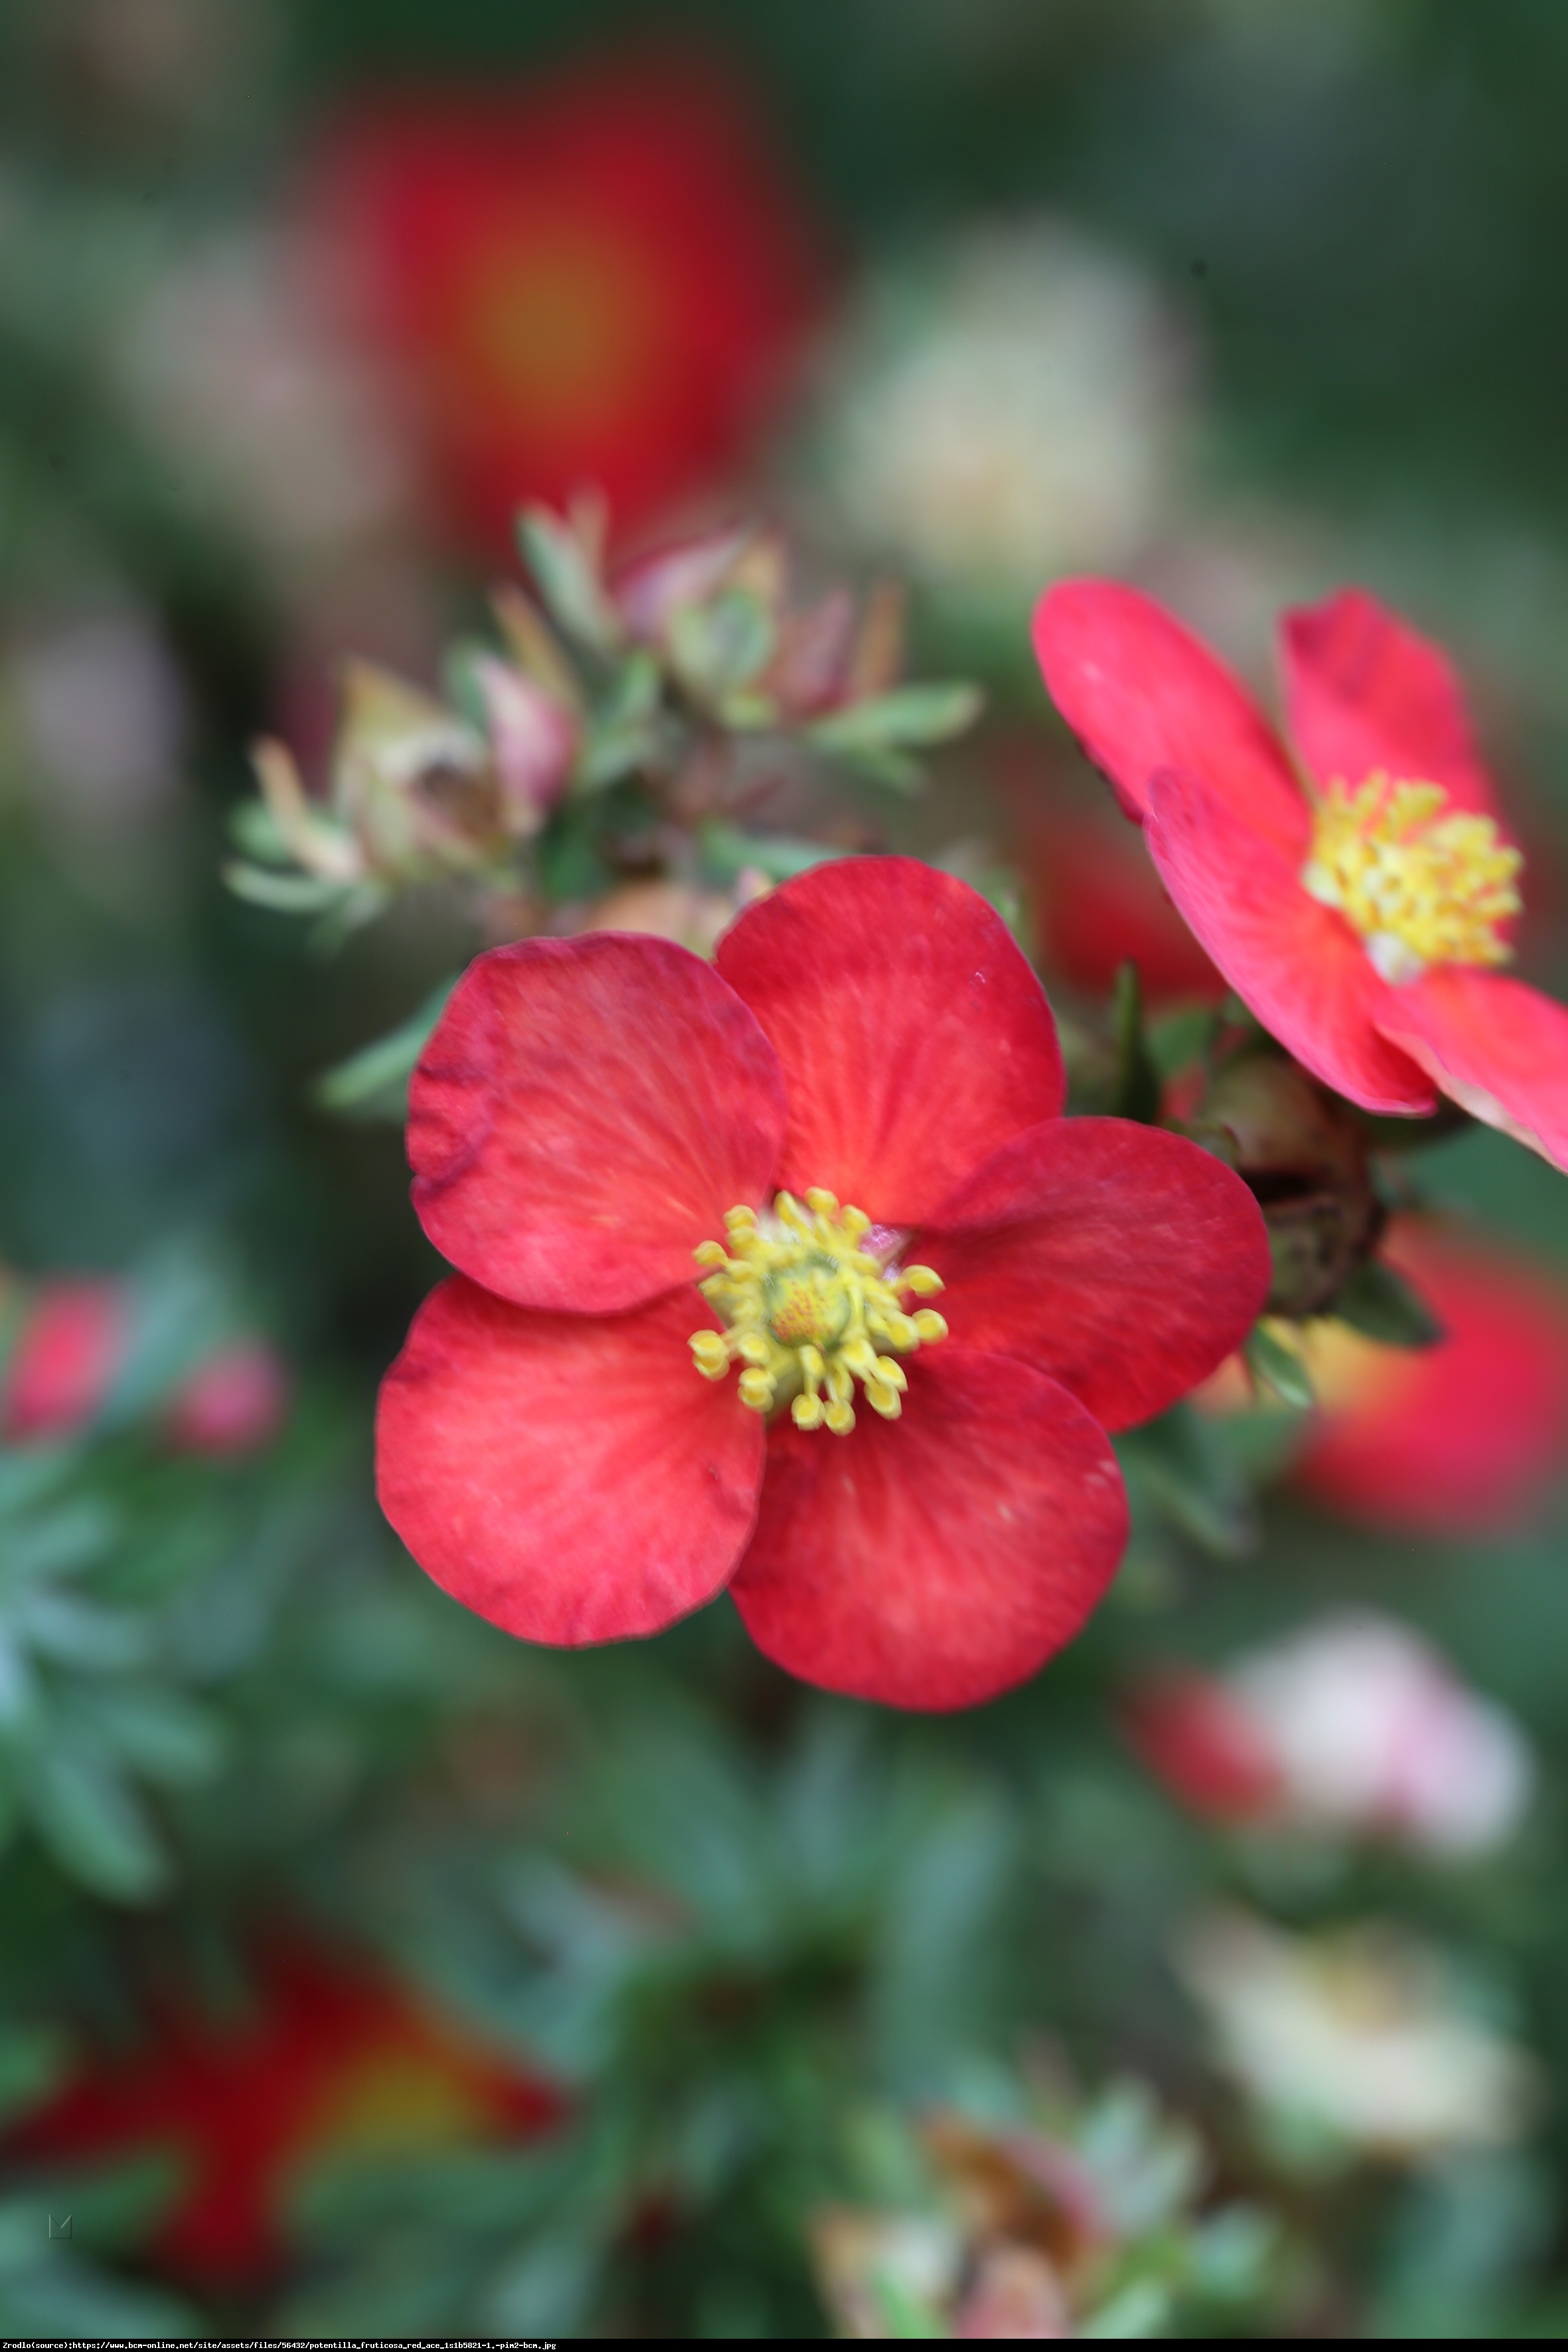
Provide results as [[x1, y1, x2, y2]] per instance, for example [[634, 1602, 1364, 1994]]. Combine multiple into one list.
[[88, 1687, 225, 1786], [1243, 1324, 1315, 1410], [486, 2227, 602, 2335], [1148, 1004, 1219, 1081], [807, 681, 983, 755], [1117, 1404, 1255, 1559], [868, 2270, 950, 2338], [669, 588, 776, 696], [27, 1747, 170, 1904], [1079, 2278, 1173, 2337], [227, 797, 292, 865], [0, 2027, 70, 2129], [577, 652, 665, 791], [313, 979, 459, 1121], [1111, 963, 1162, 1125], [222, 862, 345, 913], [518, 508, 622, 653], [1332, 1255, 1445, 1348], [698, 823, 850, 884]]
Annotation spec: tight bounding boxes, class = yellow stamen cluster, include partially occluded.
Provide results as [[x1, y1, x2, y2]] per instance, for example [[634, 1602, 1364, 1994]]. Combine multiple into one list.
[[688, 1189, 947, 1435], [1300, 773, 1522, 987]]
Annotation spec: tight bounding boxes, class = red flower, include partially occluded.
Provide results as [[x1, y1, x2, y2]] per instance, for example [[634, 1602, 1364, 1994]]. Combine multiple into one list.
[[1034, 582, 1568, 1168], [305, 50, 824, 554], [376, 858, 1269, 1711], [11, 1937, 560, 2291], [1122, 1668, 1285, 1823], [1028, 803, 1223, 1006], [1, 1278, 289, 1455], [1, 1279, 123, 1441], [1293, 1219, 1568, 1534]]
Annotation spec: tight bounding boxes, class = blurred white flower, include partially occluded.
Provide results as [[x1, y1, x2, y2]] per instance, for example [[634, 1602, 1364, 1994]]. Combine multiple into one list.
[[114, 233, 414, 572], [1179, 1911, 1535, 2160], [821, 216, 1192, 609], [10, 610, 186, 827], [1231, 1612, 1533, 1857]]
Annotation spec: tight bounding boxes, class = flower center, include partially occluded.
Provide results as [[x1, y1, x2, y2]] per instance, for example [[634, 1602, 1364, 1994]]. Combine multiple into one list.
[[1299, 773, 1522, 986], [688, 1189, 947, 1435]]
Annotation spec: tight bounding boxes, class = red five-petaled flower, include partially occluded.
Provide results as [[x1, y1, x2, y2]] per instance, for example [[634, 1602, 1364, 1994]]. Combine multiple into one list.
[[376, 860, 1269, 1710], [1034, 582, 1568, 1170]]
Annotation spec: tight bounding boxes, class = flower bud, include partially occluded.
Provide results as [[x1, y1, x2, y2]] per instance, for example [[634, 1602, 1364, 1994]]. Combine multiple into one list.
[[1196, 1050, 1383, 1318]]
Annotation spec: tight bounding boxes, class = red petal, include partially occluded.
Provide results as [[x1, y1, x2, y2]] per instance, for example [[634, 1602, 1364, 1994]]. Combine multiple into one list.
[[408, 934, 786, 1312], [917, 1119, 1271, 1431], [729, 1349, 1127, 1711], [1032, 580, 1306, 852], [1282, 589, 1502, 819], [1297, 1217, 1568, 1533], [714, 857, 1063, 1226], [1372, 967, 1568, 1172], [1144, 768, 1437, 1115], [376, 1278, 763, 1643]]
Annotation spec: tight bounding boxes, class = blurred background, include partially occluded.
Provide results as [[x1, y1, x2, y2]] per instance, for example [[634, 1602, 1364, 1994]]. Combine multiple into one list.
[[5, 0, 1568, 2336]]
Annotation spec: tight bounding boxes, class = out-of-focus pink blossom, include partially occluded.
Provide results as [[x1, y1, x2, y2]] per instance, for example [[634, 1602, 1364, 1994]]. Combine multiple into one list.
[[1, 1277, 288, 1458], [163, 1340, 291, 1457], [1, 1280, 127, 1442], [1128, 1612, 1532, 1857]]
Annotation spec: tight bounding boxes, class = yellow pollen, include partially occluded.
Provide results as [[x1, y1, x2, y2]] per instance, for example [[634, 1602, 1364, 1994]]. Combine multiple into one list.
[[688, 1188, 947, 1436], [1300, 773, 1522, 986]]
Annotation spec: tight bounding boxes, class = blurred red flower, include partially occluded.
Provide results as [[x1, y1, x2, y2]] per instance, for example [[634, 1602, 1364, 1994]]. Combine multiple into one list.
[[1294, 1220, 1568, 1533], [11, 1937, 560, 2290], [1125, 1612, 1533, 1853], [1036, 582, 1568, 1169], [376, 857, 1269, 1711], [305, 50, 825, 554], [1027, 802, 1223, 1005], [1, 1277, 289, 1456]]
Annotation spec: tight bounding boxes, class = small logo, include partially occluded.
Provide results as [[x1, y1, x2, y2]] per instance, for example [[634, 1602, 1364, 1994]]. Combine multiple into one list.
[[48, 2213, 73, 2239]]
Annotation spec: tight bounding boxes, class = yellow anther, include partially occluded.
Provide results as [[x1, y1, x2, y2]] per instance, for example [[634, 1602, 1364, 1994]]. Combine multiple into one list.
[[689, 1330, 730, 1379], [1301, 773, 1522, 985], [688, 1188, 949, 1434]]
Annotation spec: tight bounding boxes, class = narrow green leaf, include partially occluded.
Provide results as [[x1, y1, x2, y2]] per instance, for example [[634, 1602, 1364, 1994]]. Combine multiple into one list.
[[669, 587, 775, 694], [1332, 1255, 1445, 1348], [226, 799, 292, 865], [699, 823, 850, 884], [1148, 1004, 1219, 1081], [518, 508, 621, 653], [88, 1687, 225, 1786], [1117, 1404, 1255, 1558], [1243, 1324, 1315, 1410], [1112, 962, 1162, 1125], [808, 680, 983, 753], [27, 1747, 170, 1904], [313, 979, 459, 1121], [222, 862, 343, 913]]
